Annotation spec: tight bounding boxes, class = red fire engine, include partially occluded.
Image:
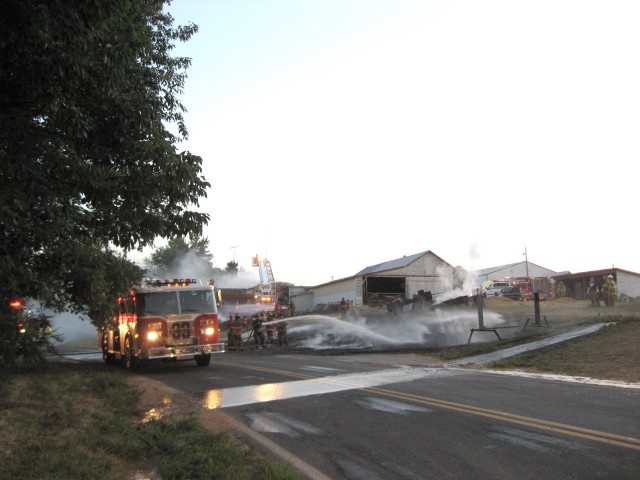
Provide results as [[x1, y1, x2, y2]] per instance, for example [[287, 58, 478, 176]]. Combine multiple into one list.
[[98, 278, 225, 368], [512, 276, 553, 300]]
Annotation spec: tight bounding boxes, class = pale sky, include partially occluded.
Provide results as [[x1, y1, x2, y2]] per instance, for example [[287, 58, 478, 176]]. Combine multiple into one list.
[[149, 0, 640, 286]]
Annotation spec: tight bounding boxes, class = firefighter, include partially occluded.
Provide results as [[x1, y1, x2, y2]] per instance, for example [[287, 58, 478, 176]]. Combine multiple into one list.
[[277, 319, 288, 346], [339, 297, 347, 318], [38, 317, 53, 344], [605, 275, 617, 307], [601, 275, 610, 306], [252, 314, 265, 348], [226, 315, 235, 350], [265, 312, 275, 344], [587, 277, 600, 306], [230, 314, 244, 351]]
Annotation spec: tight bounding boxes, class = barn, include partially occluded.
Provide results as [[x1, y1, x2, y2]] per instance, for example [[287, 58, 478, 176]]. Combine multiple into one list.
[[472, 261, 560, 286], [289, 251, 459, 313]]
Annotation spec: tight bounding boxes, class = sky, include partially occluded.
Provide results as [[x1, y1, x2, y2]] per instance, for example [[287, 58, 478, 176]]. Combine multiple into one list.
[[138, 0, 640, 287]]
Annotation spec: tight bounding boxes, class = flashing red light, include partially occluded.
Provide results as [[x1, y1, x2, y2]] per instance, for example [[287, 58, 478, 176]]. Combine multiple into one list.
[[9, 300, 23, 310], [147, 277, 199, 287]]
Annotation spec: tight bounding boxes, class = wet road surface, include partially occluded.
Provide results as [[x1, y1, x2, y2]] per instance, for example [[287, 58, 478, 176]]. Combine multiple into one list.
[[58, 324, 640, 479]]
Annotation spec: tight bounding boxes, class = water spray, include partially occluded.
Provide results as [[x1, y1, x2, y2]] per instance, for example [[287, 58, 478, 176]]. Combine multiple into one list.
[[258, 307, 508, 351]]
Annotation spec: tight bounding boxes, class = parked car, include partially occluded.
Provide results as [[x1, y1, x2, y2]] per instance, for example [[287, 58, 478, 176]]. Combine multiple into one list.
[[500, 286, 522, 301], [484, 282, 510, 297]]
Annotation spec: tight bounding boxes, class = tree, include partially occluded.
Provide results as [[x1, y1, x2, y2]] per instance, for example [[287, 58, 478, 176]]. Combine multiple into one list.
[[225, 261, 239, 276], [0, 0, 209, 352], [145, 236, 222, 280]]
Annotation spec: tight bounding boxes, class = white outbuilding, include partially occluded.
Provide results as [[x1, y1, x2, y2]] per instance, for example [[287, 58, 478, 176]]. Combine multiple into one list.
[[290, 251, 461, 313]]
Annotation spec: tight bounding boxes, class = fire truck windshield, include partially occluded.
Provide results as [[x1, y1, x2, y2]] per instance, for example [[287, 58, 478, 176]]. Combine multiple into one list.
[[136, 292, 178, 316], [178, 290, 215, 313]]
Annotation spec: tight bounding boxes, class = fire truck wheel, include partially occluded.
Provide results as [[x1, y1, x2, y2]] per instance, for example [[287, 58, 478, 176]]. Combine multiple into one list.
[[101, 336, 113, 364], [123, 336, 138, 370], [195, 353, 211, 367]]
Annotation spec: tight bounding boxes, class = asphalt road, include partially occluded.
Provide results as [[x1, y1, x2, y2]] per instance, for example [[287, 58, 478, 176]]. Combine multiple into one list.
[[60, 324, 640, 480], [81, 346, 636, 480]]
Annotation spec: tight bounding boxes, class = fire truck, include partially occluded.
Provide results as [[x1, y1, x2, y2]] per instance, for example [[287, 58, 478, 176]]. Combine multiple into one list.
[[98, 278, 225, 368], [512, 276, 553, 300], [252, 254, 277, 304]]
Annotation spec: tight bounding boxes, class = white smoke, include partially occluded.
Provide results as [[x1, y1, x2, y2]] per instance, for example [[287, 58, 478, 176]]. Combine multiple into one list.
[[213, 269, 259, 289], [434, 264, 478, 302], [146, 251, 260, 288]]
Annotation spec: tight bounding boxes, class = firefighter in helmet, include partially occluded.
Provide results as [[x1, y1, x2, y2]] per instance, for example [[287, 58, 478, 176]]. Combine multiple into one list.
[[226, 315, 235, 350], [605, 275, 617, 307], [265, 312, 275, 345], [230, 314, 244, 351], [277, 319, 288, 346], [252, 313, 265, 348]]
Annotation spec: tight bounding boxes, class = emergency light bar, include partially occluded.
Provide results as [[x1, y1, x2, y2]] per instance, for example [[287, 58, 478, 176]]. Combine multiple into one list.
[[144, 278, 200, 287]]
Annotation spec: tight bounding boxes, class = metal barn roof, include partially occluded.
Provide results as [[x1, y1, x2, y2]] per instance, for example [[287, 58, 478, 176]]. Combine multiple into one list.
[[356, 251, 443, 276]]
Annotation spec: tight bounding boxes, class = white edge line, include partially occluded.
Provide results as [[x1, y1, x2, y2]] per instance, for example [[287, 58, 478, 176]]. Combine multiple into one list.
[[452, 367, 640, 390]]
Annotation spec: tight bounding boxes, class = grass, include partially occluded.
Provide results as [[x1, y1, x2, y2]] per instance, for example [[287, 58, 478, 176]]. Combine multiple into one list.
[[0, 362, 297, 480], [488, 317, 640, 383]]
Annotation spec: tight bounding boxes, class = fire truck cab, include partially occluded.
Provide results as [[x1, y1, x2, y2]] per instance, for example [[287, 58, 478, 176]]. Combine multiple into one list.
[[99, 278, 225, 368]]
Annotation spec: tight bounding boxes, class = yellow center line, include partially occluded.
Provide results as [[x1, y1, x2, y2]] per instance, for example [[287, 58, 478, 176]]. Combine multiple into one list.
[[219, 361, 640, 451], [367, 387, 640, 451]]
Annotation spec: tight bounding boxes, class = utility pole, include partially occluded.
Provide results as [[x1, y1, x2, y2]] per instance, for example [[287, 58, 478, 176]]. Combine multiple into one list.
[[229, 246, 238, 262], [523, 247, 529, 278]]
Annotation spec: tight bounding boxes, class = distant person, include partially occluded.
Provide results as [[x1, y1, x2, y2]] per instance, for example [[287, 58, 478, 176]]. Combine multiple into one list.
[[601, 275, 610, 306], [277, 320, 288, 346], [230, 314, 244, 351], [339, 297, 347, 318], [605, 275, 617, 307], [587, 277, 600, 306], [556, 282, 566, 298], [252, 314, 265, 348], [226, 315, 234, 350], [289, 300, 296, 317], [265, 312, 275, 344]]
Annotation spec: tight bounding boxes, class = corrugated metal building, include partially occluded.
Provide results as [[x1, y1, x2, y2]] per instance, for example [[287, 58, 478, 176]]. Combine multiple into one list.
[[289, 251, 457, 312], [472, 261, 560, 286]]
